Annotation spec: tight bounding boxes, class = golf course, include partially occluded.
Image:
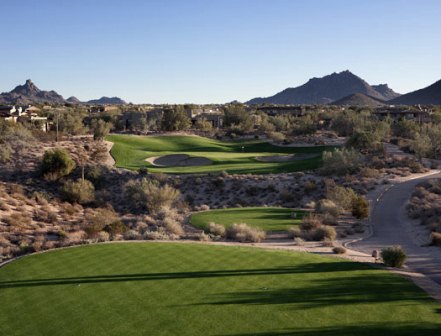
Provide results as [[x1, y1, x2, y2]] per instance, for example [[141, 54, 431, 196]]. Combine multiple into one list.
[[0, 243, 440, 336], [107, 134, 330, 174], [190, 207, 305, 231]]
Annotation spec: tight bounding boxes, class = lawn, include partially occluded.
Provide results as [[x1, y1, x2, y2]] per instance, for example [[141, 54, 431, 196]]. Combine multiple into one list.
[[190, 207, 306, 231], [0, 243, 440, 336], [106, 134, 331, 174]]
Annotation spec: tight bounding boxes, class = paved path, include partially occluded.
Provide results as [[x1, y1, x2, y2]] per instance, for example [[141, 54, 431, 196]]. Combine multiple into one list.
[[352, 172, 441, 286]]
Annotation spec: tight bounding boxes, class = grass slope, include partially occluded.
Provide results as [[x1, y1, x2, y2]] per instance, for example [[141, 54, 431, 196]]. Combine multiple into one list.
[[0, 243, 440, 336], [107, 134, 330, 174], [190, 207, 305, 231]]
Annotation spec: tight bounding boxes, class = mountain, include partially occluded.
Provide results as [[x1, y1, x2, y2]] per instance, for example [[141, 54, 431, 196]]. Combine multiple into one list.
[[331, 93, 386, 107], [371, 84, 401, 100], [0, 79, 65, 105], [389, 79, 441, 105], [87, 97, 126, 105], [66, 96, 81, 104], [246, 70, 398, 105]]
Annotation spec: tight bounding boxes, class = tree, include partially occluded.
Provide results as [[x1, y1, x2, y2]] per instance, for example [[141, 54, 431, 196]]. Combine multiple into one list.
[[352, 195, 369, 219], [411, 134, 432, 160], [91, 119, 112, 140], [41, 148, 76, 180], [160, 106, 191, 131], [320, 148, 363, 175], [194, 118, 213, 132], [58, 111, 86, 136]]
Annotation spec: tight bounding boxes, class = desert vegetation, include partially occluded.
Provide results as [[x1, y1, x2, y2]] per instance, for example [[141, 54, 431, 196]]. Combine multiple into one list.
[[407, 178, 441, 245]]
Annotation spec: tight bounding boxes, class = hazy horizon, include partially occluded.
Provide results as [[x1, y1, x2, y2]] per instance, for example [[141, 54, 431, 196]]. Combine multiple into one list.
[[1, 0, 440, 104]]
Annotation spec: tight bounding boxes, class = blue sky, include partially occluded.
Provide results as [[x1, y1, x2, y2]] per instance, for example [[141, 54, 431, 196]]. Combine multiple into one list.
[[1, 0, 440, 103]]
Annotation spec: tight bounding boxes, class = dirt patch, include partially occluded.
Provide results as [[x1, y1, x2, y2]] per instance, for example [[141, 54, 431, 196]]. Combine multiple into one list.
[[146, 154, 212, 167], [255, 153, 319, 162]]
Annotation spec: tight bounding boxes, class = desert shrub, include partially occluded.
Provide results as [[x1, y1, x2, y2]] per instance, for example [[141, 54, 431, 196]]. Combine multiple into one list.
[[293, 237, 304, 246], [161, 218, 184, 236], [315, 199, 340, 217], [288, 227, 302, 238], [320, 148, 363, 176], [333, 246, 347, 254], [199, 204, 210, 211], [311, 225, 337, 241], [226, 223, 266, 243], [303, 180, 317, 193], [352, 195, 369, 219], [322, 213, 338, 226], [83, 207, 120, 239], [143, 230, 170, 240], [325, 180, 357, 210], [206, 222, 226, 237], [300, 214, 322, 231], [430, 232, 441, 246], [360, 167, 381, 178], [381, 246, 407, 268], [97, 231, 110, 242], [104, 220, 127, 238], [41, 148, 76, 180], [124, 178, 180, 214], [61, 179, 95, 204], [123, 229, 141, 240], [268, 131, 286, 143]]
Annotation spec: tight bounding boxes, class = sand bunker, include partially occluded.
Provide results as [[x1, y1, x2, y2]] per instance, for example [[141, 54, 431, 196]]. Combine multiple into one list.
[[255, 153, 319, 163], [146, 154, 212, 167]]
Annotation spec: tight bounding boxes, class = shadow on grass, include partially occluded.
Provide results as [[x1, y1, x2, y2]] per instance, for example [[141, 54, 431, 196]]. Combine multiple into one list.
[[191, 273, 434, 309], [0, 261, 370, 289], [216, 323, 441, 336]]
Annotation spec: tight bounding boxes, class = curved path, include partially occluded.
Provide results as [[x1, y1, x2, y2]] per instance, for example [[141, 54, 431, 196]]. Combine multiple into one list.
[[352, 172, 441, 286]]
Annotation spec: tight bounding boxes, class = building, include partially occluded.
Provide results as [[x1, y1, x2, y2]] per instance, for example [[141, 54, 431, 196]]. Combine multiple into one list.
[[187, 107, 223, 128], [373, 106, 431, 123], [0, 105, 50, 131]]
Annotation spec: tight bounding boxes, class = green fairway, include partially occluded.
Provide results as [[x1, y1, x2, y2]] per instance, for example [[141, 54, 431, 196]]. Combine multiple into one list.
[[106, 134, 330, 174], [190, 207, 305, 231], [0, 243, 440, 336]]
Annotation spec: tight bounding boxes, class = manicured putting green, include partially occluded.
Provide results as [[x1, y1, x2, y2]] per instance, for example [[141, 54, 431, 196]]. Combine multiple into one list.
[[190, 207, 305, 231], [1, 243, 440, 336], [106, 134, 330, 174]]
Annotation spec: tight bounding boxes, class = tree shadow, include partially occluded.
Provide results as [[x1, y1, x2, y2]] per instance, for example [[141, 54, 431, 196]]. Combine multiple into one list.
[[191, 273, 435, 309], [217, 323, 441, 336], [0, 261, 370, 289]]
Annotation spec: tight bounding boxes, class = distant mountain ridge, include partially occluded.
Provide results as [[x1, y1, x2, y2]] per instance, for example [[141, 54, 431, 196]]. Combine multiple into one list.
[[0, 79, 65, 105], [331, 93, 386, 107], [389, 79, 441, 105], [86, 97, 127, 105], [247, 70, 401, 105], [0, 80, 126, 105]]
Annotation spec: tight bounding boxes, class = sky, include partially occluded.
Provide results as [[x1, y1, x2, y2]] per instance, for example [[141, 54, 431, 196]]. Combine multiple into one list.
[[1, 0, 440, 104]]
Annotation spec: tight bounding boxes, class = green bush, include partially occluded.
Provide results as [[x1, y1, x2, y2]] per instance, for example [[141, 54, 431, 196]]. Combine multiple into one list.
[[352, 195, 369, 219], [61, 179, 95, 204], [41, 148, 76, 180], [320, 148, 363, 176], [381, 246, 407, 268]]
